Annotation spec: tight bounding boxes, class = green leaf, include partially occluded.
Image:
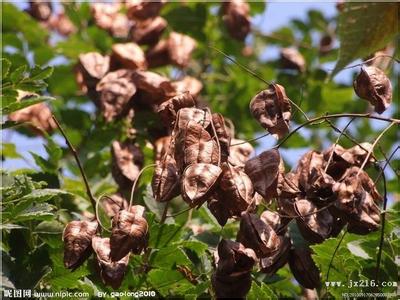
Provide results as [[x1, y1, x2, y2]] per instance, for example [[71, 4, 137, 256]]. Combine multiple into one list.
[[248, 282, 278, 300], [1, 143, 21, 159], [30, 66, 54, 81], [1, 58, 11, 79], [177, 240, 208, 257], [10, 65, 27, 83], [149, 222, 183, 249], [1, 96, 54, 115], [13, 203, 56, 222], [332, 3, 398, 76], [148, 269, 194, 297], [150, 246, 191, 269]]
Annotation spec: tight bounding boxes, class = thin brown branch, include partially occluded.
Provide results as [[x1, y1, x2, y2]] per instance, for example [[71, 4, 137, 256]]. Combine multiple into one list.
[[52, 115, 97, 216], [374, 146, 399, 185], [337, 55, 400, 71], [326, 230, 347, 284]]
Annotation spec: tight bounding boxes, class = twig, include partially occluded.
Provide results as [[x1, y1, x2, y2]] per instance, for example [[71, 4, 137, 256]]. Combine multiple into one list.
[[324, 117, 355, 173], [326, 230, 347, 283], [51, 115, 97, 216], [374, 146, 400, 184], [129, 164, 156, 210], [230, 132, 270, 147], [165, 206, 192, 218], [333, 55, 400, 71], [94, 195, 112, 232], [357, 122, 396, 175], [375, 169, 388, 283], [377, 146, 399, 178]]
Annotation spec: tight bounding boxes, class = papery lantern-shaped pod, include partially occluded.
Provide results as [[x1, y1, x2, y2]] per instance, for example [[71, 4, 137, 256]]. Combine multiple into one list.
[[175, 107, 211, 130], [353, 66, 392, 114], [260, 234, 291, 276], [110, 205, 148, 261], [210, 113, 231, 163], [154, 136, 171, 164], [228, 139, 254, 167], [126, 0, 165, 20], [174, 120, 220, 172], [306, 167, 336, 204], [111, 140, 144, 190], [111, 43, 147, 70], [27, 0, 52, 21], [280, 48, 306, 73], [157, 92, 196, 127], [172, 76, 203, 98], [219, 163, 254, 217], [101, 193, 128, 218], [260, 210, 290, 233], [91, 3, 121, 32], [249, 84, 292, 139], [48, 12, 76, 37], [181, 163, 222, 207], [319, 34, 333, 55], [244, 149, 282, 201], [145, 39, 171, 69], [132, 70, 176, 105], [152, 153, 180, 202], [63, 220, 98, 270], [288, 247, 321, 289], [168, 32, 197, 68], [237, 212, 281, 258], [130, 16, 167, 45], [75, 52, 110, 103], [207, 196, 231, 227], [221, 0, 251, 41], [277, 171, 301, 200], [295, 150, 325, 192], [92, 237, 130, 289], [295, 199, 334, 244], [212, 239, 256, 299], [8, 101, 57, 135]]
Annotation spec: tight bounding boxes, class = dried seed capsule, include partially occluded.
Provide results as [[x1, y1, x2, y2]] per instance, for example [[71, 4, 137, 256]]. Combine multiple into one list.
[[157, 92, 196, 127], [260, 235, 290, 276], [92, 237, 130, 289], [27, 0, 52, 21], [249, 84, 292, 138], [211, 113, 231, 162], [175, 107, 211, 130], [172, 76, 203, 97], [181, 163, 222, 207], [48, 12, 76, 36], [221, 0, 251, 41], [306, 167, 335, 203], [145, 39, 171, 68], [168, 32, 197, 68], [91, 3, 131, 38], [207, 196, 231, 226], [319, 35, 333, 55], [154, 136, 171, 164], [280, 48, 306, 72], [110, 205, 148, 261], [126, 0, 165, 20], [111, 140, 144, 190], [101, 193, 128, 218], [237, 212, 281, 258], [219, 163, 254, 217], [75, 52, 110, 104], [63, 220, 98, 270], [132, 70, 176, 104], [288, 247, 321, 289], [295, 199, 334, 243], [96, 69, 136, 122], [111, 43, 147, 70], [353, 66, 392, 114], [130, 17, 167, 45], [152, 153, 180, 202], [228, 139, 254, 167], [295, 150, 325, 192], [244, 149, 282, 201]]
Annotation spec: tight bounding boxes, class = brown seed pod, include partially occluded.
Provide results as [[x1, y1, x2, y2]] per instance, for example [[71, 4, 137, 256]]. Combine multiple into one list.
[[63, 220, 98, 270], [278, 172, 301, 200], [96, 69, 136, 122], [228, 139, 254, 167], [221, 0, 251, 41], [8, 100, 57, 135], [130, 17, 167, 45], [288, 247, 321, 289], [295, 199, 334, 243], [126, 0, 165, 20], [306, 167, 336, 203], [157, 92, 196, 127], [175, 107, 211, 130], [110, 205, 148, 261], [101, 193, 128, 218], [132, 70, 176, 104], [353, 66, 392, 114], [172, 76, 203, 98], [237, 212, 281, 258], [145, 39, 171, 69], [219, 163, 254, 217], [174, 120, 219, 172], [154, 136, 171, 164], [152, 153, 180, 202], [48, 13, 76, 36], [244, 149, 282, 201], [260, 210, 288, 233], [111, 43, 147, 70], [249, 84, 292, 138], [280, 48, 306, 72], [347, 192, 381, 234], [211, 113, 231, 162], [168, 32, 197, 68], [260, 234, 291, 276], [92, 237, 130, 289], [75, 52, 110, 103], [207, 196, 231, 226], [319, 35, 333, 55], [181, 163, 222, 207], [27, 0, 52, 21], [295, 150, 325, 192], [90, 3, 131, 38], [111, 140, 144, 190]]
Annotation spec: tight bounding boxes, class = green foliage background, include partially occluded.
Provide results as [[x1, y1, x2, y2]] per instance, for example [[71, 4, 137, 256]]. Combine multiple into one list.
[[1, 2, 399, 299]]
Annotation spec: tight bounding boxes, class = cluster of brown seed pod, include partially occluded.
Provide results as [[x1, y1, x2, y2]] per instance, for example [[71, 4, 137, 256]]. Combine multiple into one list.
[[63, 204, 148, 289]]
